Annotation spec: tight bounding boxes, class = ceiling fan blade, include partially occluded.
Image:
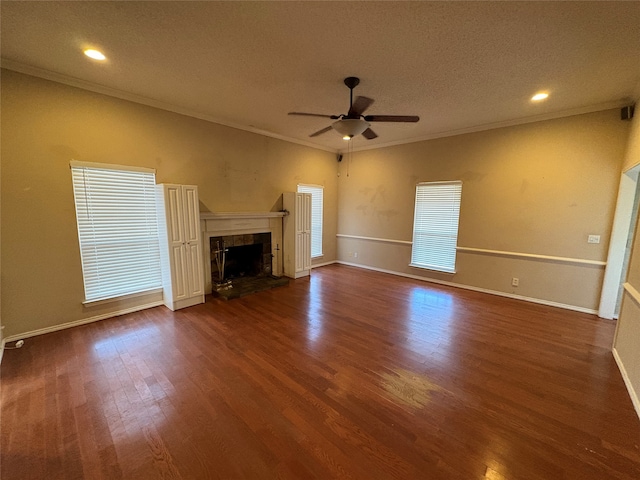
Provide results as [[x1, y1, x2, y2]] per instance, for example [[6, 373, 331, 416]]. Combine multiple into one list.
[[362, 128, 378, 140], [348, 96, 374, 117], [364, 115, 420, 123], [309, 125, 334, 137], [289, 112, 340, 119]]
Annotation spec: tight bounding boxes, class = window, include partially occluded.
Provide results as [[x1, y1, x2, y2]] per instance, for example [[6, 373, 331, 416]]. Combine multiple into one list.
[[410, 181, 462, 273], [297, 184, 323, 258], [70, 161, 162, 303]]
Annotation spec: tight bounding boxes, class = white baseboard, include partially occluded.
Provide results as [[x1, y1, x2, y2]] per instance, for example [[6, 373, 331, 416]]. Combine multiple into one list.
[[311, 260, 337, 269], [612, 347, 640, 421], [336, 261, 598, 315], [1, 301, 165, 346]]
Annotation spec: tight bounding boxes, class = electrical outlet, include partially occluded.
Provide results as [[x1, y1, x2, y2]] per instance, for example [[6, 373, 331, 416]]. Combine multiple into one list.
[[354, 252, 358, 258], [588, 235, 600, 244], [512, 277, 519, 287]]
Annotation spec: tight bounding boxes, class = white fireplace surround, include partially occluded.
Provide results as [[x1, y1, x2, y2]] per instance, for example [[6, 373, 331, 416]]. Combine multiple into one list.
[[200, 211, 286, 294]]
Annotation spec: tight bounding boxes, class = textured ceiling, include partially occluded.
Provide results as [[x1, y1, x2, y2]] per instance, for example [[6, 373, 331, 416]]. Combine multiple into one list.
[[2, 1, 640, 152]]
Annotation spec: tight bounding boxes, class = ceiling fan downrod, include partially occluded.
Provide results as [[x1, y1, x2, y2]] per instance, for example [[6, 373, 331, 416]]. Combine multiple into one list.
[[344, 77, 360, 117]]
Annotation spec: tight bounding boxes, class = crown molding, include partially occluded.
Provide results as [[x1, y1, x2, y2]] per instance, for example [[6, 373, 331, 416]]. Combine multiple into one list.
[[347, 100, 632, 153], [2, 58, 632, 156], [0, 59, 337, 153]]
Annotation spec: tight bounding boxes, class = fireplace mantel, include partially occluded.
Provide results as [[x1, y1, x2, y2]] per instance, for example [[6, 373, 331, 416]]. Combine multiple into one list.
[[200, 211, 285, 294], [200, 211, 287, 220]]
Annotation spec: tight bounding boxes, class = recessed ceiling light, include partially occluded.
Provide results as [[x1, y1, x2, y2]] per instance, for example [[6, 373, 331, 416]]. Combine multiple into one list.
[[531, 92, 549, 102], [84, 49, 106, 61]]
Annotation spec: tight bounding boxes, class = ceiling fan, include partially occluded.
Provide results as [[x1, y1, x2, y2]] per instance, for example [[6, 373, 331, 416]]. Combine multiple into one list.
[[289, 77, 420, 140]]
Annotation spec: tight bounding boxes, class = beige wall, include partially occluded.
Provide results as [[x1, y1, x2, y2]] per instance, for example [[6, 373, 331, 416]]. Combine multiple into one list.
[[337, 110, 629, 311], [0, 67, 634, 340], [0, 69, 337, 338], [615, 112, 640, 417]]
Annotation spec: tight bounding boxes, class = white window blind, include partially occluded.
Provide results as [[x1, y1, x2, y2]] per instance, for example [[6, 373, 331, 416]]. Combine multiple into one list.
[[70, 161, 162, 303], [297, 184, 323, 258], [410, 181, 462, 274]]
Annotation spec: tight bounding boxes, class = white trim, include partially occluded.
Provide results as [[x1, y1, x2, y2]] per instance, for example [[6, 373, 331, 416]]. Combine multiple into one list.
[[336, 234, 413, 245], [3, 60, 627, 157], [201, 212, 284, 292], [200, 211, 286, 220], [599, 167, 640, 319], [1, 60, 336, 154], [82, 288, 163, 306], [456, 247, 606, 267], [348, 100, 631, 153], [335, 261, 598, 315], [297, 184, 324, 258], [409, 263, 456, 275], [311, 260, 337, 269], [337, 235, 607, 266], [69, 160, 155, 174], [1, 301, 164, 344], [622, 282, 640, 307], [416, 180, 461, 187], [612, 347, 640, 421]]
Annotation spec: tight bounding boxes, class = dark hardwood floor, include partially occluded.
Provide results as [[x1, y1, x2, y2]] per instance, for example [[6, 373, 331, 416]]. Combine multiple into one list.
[[2, 264, 639, 479]]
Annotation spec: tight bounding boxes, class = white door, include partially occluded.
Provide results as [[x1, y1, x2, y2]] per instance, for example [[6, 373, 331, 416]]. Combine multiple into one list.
[[181, 185, 204, 297], [165, 185, 188, 301], [302, 193, 312, 271]]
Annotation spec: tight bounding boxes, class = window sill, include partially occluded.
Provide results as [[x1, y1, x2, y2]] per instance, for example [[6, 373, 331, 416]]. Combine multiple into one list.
[[409, 263, 456, 275], [83, 288, 163, 307]]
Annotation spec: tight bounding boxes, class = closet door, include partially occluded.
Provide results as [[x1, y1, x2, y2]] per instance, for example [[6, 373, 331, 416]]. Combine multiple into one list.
[[283, 192, 311, 279], [182, 185, 204, 297], [302, 193, 312, 272], [295, 193, 306, 273], [157, 184, 205, 310], [165, 185, 188, 302]]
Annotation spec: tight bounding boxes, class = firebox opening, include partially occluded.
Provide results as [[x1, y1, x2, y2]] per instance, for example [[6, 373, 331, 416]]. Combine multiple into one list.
[[226, 243, 263, 279], [209, 232, 288, 300], [210, 233, 273, 285]]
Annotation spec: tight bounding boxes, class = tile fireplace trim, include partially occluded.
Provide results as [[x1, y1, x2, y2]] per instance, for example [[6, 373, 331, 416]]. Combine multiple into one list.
[[200, 211, 286, 294]]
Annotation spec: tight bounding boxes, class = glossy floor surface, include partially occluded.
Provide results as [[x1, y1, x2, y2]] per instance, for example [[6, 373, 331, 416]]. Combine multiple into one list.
[[2, 265, 639, 479]]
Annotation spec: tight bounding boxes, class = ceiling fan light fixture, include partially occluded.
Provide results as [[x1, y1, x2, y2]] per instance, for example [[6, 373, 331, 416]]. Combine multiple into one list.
[[332, 118, 370, 138]]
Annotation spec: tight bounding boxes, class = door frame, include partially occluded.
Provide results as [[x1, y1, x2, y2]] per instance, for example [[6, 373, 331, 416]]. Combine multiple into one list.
[[599, 165, 640, 318]]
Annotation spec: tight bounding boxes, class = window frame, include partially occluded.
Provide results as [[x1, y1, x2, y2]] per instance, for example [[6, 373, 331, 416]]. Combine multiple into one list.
[[409, 180, 462, 274], [297, 183, 324, 258], [70, 161, 163, 304]]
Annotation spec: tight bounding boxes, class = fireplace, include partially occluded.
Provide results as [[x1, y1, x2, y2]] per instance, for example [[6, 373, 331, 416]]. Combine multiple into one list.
[[210, 233, 273, 283], [200, 211, 288, 299]]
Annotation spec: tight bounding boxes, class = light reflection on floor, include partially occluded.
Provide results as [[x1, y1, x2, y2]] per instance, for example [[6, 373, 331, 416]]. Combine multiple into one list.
[[305, 275, 324, 344], [91, 321, 171, 441], [404, 286, 455, 357], [92, 324, 163, 357], [379, 367, 450, 410]]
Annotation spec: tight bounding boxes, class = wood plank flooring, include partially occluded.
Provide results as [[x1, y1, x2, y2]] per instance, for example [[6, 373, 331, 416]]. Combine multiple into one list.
[[2, 264, 639, 479]]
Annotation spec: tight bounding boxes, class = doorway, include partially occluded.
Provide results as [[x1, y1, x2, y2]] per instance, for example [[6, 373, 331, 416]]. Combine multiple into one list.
[[599, 166, 640, 319]]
